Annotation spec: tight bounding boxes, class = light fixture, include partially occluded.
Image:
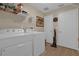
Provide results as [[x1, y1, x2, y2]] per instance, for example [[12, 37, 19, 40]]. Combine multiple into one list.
[[14, 3, 23, 14], [16, 3, 23, 9]]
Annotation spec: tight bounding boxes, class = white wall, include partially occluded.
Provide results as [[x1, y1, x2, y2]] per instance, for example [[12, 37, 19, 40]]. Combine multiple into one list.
[[78, 8, 79, 48], [46, 6, 78, 50], [44, 16, 53, 43], [58, 8, 78, 50]]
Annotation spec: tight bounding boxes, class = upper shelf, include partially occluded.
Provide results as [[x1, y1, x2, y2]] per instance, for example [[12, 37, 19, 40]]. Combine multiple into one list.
[[0, 3, 28, 16]]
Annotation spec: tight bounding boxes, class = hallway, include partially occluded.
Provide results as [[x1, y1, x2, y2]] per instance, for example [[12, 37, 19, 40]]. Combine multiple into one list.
[[41, 43, 79, 56]]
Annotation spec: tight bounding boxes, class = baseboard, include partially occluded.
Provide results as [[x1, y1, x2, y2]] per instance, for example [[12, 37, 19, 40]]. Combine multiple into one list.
[[57, 44, 79, 51], [46, 42, 79, 51]]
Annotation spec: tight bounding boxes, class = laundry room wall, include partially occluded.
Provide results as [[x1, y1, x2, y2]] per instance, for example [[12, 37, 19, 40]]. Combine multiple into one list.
[[0, 4, 44, 31]]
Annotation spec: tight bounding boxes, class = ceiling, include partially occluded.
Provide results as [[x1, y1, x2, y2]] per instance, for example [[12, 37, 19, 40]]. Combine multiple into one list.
[[23, 3, 79, 14], [26, 3, 73, 13], [24, 3, 79, 13]]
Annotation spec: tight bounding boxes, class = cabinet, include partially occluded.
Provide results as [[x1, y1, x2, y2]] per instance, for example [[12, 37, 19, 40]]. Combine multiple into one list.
[[0, 32, 45, 56], [2, 41, 32, 56], [0, 49, 2, 56], [33, 33, 45, 56]]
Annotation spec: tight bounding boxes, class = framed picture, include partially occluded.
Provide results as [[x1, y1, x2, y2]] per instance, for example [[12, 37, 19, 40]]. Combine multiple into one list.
[[36, 16, 44, 27]]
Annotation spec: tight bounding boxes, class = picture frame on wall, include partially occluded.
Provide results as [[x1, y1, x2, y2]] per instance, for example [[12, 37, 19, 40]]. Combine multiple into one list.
[[36, 16, 44, 27]]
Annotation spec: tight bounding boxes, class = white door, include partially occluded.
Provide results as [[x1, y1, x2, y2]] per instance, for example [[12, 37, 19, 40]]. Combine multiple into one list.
[[58, 9, 78, 50], [2, 41, 32, 56], [44, 16, 53, 43]]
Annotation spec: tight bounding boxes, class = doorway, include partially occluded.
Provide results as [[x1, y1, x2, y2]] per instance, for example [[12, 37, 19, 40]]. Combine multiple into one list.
[[51, 17, 58, 48]]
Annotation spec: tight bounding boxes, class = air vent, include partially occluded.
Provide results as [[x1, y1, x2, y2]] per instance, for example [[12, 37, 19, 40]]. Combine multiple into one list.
[[44, 7, 49, 11]]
